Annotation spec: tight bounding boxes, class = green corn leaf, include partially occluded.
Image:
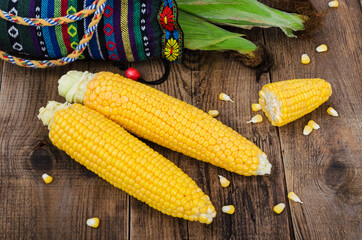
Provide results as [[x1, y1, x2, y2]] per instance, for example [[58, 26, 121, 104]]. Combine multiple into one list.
[[179, 10, 257, 54], [176, 0, 305, 37]]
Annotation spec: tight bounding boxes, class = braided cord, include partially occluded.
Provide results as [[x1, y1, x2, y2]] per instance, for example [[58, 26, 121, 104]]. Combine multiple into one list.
[[0, 0, 108, 68], [0, 0, 98, 27]]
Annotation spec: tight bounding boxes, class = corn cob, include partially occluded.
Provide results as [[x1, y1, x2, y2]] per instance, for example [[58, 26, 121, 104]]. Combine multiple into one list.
[[58, 71, 271, 176], [38, 101, 216, 224], [258, 79, 332, 127]]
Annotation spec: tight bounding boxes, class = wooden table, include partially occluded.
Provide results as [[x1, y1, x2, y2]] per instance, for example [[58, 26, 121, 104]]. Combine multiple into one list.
[[0, 1, 360, 239]]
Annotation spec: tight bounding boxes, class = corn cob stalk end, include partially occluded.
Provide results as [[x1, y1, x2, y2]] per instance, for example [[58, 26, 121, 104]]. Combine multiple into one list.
[[38, 101, 71, 129], [58, 71, 95, 104]]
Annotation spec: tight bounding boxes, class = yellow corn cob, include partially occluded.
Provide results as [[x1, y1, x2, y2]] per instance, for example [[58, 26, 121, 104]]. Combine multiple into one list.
[[58, 71, 272, 176], [38, 101, 216, 224], [258, 79, 332, 127]]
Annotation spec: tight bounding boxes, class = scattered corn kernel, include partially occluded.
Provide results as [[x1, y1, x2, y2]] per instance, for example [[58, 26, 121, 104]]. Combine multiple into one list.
[[327, 107, 338, 117], [247, 114, 263, 123], [218, 175, 230, 187], [42, 173, 53, 184], [308, 120, 320, 130], [316, 44, 328, 53], [86, 217, 100, 228], [251, 103, 262, 112], [301, 54, 310, 64], [208, 110, 219, 117], [288, 192, 303, 203], [303, 125, 313, 136], [219, 93, 234, 103], [222, 205, 235, 214], [273, 203, 285, 214], [328, 1, 339, 8]]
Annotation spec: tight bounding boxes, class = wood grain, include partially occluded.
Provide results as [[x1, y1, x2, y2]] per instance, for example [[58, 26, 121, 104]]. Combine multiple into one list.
[[262, 0, 362, 239], [0, 0, 361, 238], [0, 61, 130, 239]]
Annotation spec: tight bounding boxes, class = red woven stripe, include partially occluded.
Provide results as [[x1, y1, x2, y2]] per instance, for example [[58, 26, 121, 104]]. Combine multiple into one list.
[[61, 0, 73, 54]]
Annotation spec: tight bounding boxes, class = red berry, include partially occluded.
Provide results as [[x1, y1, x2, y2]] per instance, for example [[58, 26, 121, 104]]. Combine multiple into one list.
[[125, 67, 141, 81]]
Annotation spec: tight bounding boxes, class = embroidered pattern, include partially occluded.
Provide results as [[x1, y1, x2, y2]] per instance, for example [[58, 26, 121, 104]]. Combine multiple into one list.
[[158, 0, 183, 62]]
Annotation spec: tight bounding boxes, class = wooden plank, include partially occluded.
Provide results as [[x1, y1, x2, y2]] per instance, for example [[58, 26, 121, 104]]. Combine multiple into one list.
[[185, 47, 293, 239], [0, 61, 129, 239], [263, 0, 362, 239]]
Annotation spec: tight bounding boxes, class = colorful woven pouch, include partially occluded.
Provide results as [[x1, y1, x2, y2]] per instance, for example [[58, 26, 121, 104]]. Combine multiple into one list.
[[0, 0, 183, 68]]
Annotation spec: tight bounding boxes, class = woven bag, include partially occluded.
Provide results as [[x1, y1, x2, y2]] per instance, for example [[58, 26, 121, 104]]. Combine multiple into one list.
[[0, 0, 183, 68]]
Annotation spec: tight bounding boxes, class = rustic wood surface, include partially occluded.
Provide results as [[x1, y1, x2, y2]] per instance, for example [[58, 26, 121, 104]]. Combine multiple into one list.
[[0, 0, 361, 239]]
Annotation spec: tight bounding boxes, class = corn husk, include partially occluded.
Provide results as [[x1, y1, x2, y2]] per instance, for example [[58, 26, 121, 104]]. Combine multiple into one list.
[[177, 0, 306, 37], [179, 11, 257, 54]]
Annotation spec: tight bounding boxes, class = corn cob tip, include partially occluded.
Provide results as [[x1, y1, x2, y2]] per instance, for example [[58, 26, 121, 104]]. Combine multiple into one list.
[[38, 101, 71, 129], [58, 70, 95, 104], [256, 153, 272, 175], [273, 203, 285, 214], [86, 217, 100, 228], [288, 192, 303, 203]]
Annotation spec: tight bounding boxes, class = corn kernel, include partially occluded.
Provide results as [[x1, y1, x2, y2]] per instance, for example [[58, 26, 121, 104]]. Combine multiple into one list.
[[327, 107, 338, 117], [288, 192, 303, 203], [247, 114, 263, 123], [222, 205, 235, 214], [316, 44, 328, 53], [251, 103, 262, 112], [208, 110, 219, 117], [42, 173, 53, 184], [303, 125, 313, 136], [218, 175, 230, 187], [328, 0, 339, 7], [273, 203, 285, 214], [219, 93, 234, 103], [301, 54, 310, 64], [86, 217, 100, 228], [308, 120, 320, 130]]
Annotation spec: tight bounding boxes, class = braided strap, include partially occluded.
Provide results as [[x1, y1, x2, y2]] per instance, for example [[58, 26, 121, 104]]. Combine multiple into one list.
[[0, 0, 108, 68], [0, 0, 98, 27]]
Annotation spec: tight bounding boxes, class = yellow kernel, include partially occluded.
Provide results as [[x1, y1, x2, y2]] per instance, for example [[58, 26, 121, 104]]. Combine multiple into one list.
[[42, 173, 53, 184], [308, 120, 320, 130], [247, 114, 263, 123], [328, 0, 339, 7], [208, 110, 219, 117], [301, 54, 310, 64], [218, 175, 230, 187], [273, 203, 285, 214], [199, 214, 208, 223], [251, 103, 261, 112], [316, 44, 328, 53], [288, 192, 303, 203], [219, 93, 234, 103], [327, 107, 338, 117], [222, 205, 235, 214], [303, 125, 313, 136], [86, 217, 100, 228]]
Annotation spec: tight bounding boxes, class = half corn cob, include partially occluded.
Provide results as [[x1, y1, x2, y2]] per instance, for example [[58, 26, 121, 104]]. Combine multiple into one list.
[[58, 71, 272, 176], [38, 101, 216, 224], [258, 79, 332, 126]]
